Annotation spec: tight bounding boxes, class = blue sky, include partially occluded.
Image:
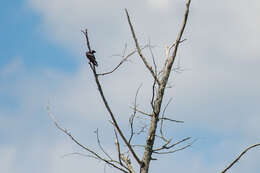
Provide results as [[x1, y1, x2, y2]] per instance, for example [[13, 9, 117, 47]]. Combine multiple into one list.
[[1, 0, 260, 173]]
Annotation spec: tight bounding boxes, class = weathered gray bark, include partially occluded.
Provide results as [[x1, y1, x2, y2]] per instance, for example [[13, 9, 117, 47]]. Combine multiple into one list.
[[51, 1, 192, 173], [51, 1, 260, 172], [136, 1, 192, 172]]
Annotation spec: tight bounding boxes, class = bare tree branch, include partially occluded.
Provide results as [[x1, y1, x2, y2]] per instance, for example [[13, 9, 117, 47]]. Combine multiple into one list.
[[221, 143, 260, 173], [153, 143, 191, 154], [82, 30, 142, 166], [130, 107, 151, 117], [47, 106, 129, 173], [130, 106, 183, 124], [160, 117, 184, 123], [136, 123, 148, 135], [160, 98, 173, 139], [153, 138, 195, 155], [138, 1, 191, 172], [95, 128, 113, 160], [81, 29, 97, 70], [114, 129, 124, 167], [150, 79, 156, 110], [153, 137, 191, 152], [129, 84, 143, 143], [161, 0, 191, 82], [163, 39, 187, 70], [92, 58, 142, 165], [155, 134, 170, 143], [169, 39, 187, 51], [81, 29, 92, 51], [148, 41, 158, 111], [51, 1, 205, 173], [125, 9, 160, 85], [98, 46, 149, 76], [148, 40, 158, 75]]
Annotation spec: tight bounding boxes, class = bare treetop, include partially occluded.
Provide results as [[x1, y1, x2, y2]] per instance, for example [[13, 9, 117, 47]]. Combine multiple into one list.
[[48, 0, 260, 172]]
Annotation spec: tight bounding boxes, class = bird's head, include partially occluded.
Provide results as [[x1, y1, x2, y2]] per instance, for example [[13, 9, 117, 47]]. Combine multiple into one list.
[[91, 50, 96, 54]]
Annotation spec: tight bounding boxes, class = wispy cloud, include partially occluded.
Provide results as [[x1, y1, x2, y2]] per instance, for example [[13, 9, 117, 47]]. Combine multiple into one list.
[[0, 57, 24, 78], [1, 0, 259, 172]]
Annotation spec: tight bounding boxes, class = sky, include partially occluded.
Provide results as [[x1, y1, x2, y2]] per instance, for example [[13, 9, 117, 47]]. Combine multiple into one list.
[[0, 0, 260, 172]]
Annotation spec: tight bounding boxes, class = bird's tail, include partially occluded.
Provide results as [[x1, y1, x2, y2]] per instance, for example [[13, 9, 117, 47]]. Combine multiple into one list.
[[93, 60, 98, 66]]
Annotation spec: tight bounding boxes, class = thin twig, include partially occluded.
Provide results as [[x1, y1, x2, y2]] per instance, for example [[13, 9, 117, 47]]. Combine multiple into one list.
[[130, 106, 183, 124], [129, 84, 143, 143], [166, 137, 191, 149], [81, 29, 92, 51], [125, 9, 160, 85], [148, 40, 158, 75], [153, 138, 195, 154], [148, 40, 158, 111], [160, 117, 184, 123], [95, 128, 113, 160], [130, 107, 151, 117], [47, 106, 128, 173], [169, 39, 187, 50], [136, 123, 148, 135], [98, 46, 149, 76], [153, 137, 191, 151], [160, 98, 173, 139], [155, 134, 171, 143], [153, 143, 191, 154]]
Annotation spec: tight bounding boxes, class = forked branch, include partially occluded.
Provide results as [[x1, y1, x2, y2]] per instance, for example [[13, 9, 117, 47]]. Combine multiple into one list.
[[137, 1, 191, 172], [125, 9, 160, 85], [161, 0, 191, 85], [47, 106, 129, 173]]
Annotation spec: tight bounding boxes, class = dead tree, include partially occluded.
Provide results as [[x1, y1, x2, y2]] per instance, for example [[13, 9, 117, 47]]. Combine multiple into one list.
[[47, 0, 260, 172]]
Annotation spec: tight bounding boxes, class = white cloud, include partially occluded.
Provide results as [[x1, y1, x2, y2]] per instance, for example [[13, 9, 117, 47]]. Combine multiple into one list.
[[0, 147, 16, 173], [147, 0, 169, 9], [48, 142, 105, 173], [1, 58, 260, 172], [2, 0, 260, 172], [0, 57, 23, 78]]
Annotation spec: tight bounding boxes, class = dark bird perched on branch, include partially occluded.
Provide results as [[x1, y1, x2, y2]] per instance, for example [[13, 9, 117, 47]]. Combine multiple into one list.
[[86, 50, 98, 66]]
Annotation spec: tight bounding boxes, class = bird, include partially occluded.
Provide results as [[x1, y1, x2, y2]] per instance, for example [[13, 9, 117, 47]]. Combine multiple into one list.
[[86, 50, 98, 66]]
